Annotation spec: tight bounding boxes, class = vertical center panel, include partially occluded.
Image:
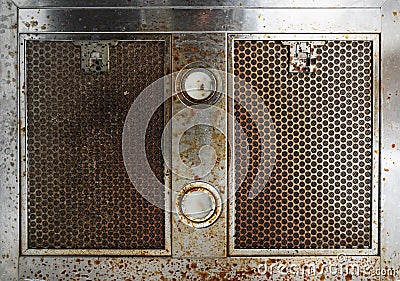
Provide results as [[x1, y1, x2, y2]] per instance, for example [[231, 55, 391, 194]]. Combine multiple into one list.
[[171, 34, 227, 257]]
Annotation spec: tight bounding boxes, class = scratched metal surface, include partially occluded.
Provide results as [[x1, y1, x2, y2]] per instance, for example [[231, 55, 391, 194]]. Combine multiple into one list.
[[10, 0, 388, 8], [0, 0, 18, 280], [381, 1, 400, 280], [0, 0, 398, 280], [19, 256, 381, 280], [17, 8, 382, 33], [171, 33, 228, 258]]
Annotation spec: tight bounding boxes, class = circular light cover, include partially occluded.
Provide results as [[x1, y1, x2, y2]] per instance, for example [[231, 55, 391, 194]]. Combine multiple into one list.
[[176, 182, 222, 228], [176, 62, 222, 106], [181, 68, 216, 101], [181, 188, 216, 222]]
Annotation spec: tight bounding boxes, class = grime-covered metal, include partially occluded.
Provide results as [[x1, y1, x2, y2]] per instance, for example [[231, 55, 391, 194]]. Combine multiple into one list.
[[0, 1, 19, 280], [0, 0, 399, 280], [171, 33, 228, 258], [19, 35, 172, 256], [176, 181, 222, 229], [229, 34, 379, 256], [381, 0, 400, 280], [17, 8, 382, 34], [19, 256, 383, 280], [72, 40, 119, 75]]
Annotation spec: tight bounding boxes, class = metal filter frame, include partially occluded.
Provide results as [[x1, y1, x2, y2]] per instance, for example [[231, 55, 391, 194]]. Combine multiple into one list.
[[19, 33, 173, 256], [227, 33, 380, 256]]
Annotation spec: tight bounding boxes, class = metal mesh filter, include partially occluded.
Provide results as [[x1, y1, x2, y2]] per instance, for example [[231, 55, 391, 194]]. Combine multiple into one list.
[[26, 41, 166, 249], [233, 40, 373, 249]]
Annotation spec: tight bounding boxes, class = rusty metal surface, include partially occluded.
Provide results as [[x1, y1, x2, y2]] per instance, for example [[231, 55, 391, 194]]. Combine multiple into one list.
[[17, 8, 382, 33], [10, 0, 388, 8], [381, 0, 400, 279], [0, 0, 397, 280], [171, 33, 228, 258], [176, 181, 222, 229], [19, 256, 382, 280], [233, 39, 374, 250], [228, 34, 379, 256], [22, 40, 167, 252], [0, 0, 19, 280]]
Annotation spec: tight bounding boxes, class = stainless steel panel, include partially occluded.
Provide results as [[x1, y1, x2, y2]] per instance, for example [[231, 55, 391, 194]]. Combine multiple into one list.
[[171, 33, 228, 258], [0, 0, 398, 279], [18, 8, 382, 33], [11, 0, 387, 8], [0, 0, 19, 280], [381, 0, 400, 279]]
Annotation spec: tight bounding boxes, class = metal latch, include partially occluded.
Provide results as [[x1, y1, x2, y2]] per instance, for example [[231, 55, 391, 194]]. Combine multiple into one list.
[[73, 40, 118, 74], [281, 41, 326, 73]]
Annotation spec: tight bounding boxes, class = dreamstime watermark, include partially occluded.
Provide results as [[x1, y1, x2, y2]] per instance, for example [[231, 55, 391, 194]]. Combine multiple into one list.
[[256, 254, 399, 278], [122, 69, 276, 212]]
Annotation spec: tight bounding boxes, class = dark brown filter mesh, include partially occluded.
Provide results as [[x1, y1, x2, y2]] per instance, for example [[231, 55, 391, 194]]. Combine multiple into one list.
[[26, 41, 166, 249], [233, 40, 373, 249]]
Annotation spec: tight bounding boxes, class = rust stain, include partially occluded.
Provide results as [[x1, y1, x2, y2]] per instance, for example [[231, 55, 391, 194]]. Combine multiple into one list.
[[198, 271, 209, 279], [94, 260, 100, 265], [383, 177, 386, 181], [393, 11, 398, 17], [236, 267, 255, 276], [320, 275, 325, 281], [345, 274, 352, 281], [392, 144, 396, 148], [384, 168, 389, 172]]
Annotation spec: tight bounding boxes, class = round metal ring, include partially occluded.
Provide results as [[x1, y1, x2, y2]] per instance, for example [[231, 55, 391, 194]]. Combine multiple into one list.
[[176, 62, 222, 106], [176, 182, 222, 228]]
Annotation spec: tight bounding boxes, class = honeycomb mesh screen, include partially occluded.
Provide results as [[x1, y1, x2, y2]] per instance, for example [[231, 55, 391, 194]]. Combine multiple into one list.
[[233, 40, 373, 249], [26, 41, 166, 249]]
